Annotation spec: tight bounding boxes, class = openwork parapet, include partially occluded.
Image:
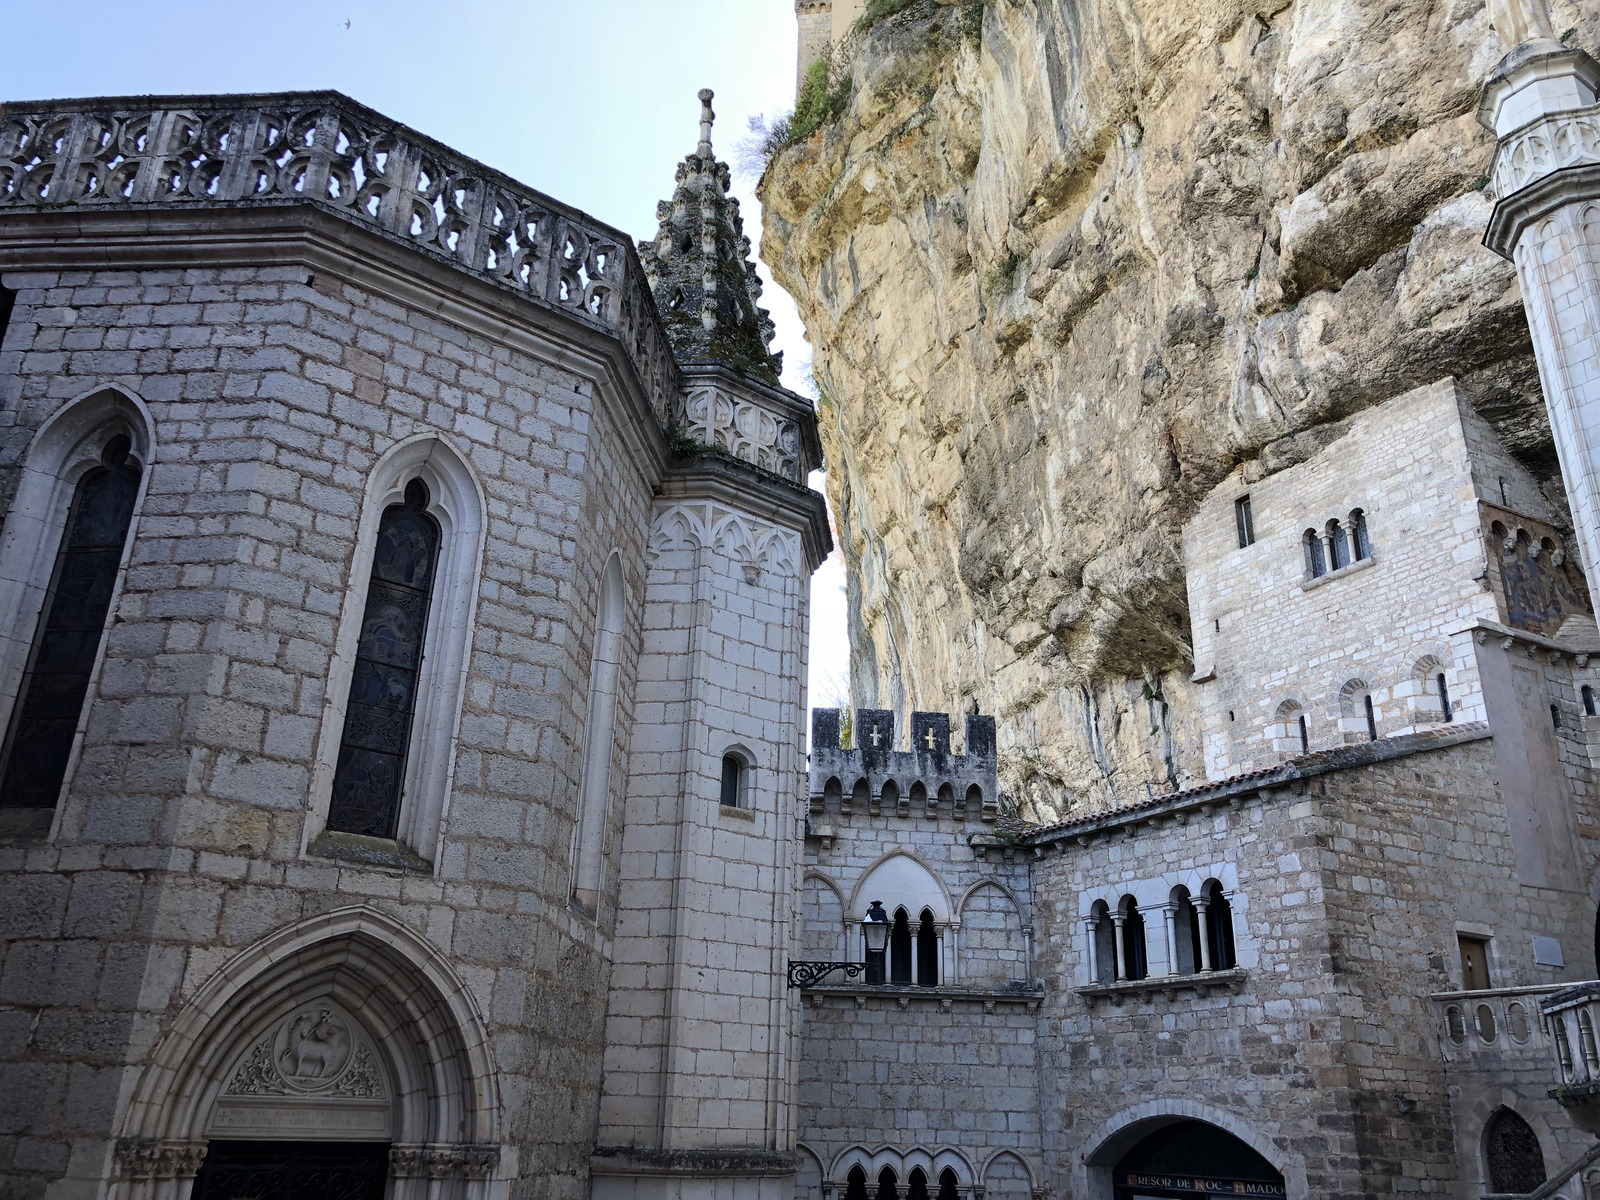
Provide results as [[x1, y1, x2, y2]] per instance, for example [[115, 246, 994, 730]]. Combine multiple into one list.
[[0, 92, 678, 424]]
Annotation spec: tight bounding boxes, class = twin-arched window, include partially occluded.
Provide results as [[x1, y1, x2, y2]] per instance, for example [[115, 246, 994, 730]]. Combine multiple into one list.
[[887, 905, 940, 986]]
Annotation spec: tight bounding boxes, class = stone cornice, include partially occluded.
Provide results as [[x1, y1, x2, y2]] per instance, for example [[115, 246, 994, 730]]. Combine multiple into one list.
[[590, 1148, 798, 1178], [658, 453, 834, 572], [1484, 108, 1600, 258], [0, 203, 670, 487], [1024, 721, 1493, 848]]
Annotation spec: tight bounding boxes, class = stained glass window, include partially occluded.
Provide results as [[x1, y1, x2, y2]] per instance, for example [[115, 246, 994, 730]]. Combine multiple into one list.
[[327, 479, 440, 840], [0, 436, 141, 809]]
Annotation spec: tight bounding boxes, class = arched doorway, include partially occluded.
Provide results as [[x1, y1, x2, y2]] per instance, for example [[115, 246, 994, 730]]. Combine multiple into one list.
[[110, 907, 504, 1200], [1112, 1121, 1285, 1199]]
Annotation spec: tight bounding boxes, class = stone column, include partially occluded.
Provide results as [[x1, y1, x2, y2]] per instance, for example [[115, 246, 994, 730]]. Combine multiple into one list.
[[948, 919, 961, 984], [1021, 923, 1035, 981], [936, 923, 949, 985], [1111, 912, 1128, 981], [1195, 897, 1214, 973], [1481, 37, 1600, 614], [1162, 904, 1181, 976], [843, 917, 857, 964], [1083, 914, 1101, 983]]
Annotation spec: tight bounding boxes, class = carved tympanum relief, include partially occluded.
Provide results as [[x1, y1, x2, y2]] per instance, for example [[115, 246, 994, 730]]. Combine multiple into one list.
[[672, 384, 801, 481], [225, 1006, 387, 1099], [207, 1003, 391, 1140]]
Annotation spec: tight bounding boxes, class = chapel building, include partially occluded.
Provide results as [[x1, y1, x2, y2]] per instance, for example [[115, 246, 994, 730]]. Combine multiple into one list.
[[0, 90, 829, 1200]]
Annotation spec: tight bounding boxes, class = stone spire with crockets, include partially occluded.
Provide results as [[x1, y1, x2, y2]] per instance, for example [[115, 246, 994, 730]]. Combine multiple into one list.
[[639, 89, 783, 384]]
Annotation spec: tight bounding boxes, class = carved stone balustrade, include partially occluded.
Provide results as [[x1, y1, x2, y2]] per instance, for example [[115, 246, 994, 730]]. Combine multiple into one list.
[[1434, 984, 1556, 1066], [672, 364, 818, 483], [1542, 981, 1600, 1135], [0, 92, 681, 426]]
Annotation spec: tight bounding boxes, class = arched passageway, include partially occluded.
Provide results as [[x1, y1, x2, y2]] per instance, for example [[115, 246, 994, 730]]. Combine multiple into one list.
[[1111, 1121, 1285, 1199]]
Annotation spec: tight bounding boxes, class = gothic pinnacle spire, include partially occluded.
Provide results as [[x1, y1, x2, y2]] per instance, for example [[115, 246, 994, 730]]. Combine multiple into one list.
[[698, 89, 715, 159], [637, 89, 783, 383]]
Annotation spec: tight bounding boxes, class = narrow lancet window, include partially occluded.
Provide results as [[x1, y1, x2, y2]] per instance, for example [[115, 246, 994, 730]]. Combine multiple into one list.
[[1234, 495, 1255, 548], [0, 436, 141, 808], [720, 754, 743, 808], [327, 479, 440, 839], [1351, 508, 1370, 560], [890, 906, 913, 985], [1364, 695, 1378, 741], [1440, 674, 1454, 722], [917, 908, 939, 986], [1298, 713, 1309, 752]]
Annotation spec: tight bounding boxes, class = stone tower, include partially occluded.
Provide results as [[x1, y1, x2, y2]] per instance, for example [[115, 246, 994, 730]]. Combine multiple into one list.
[[591, 92, 825, 1200], [1480, 0, 1600, 616]]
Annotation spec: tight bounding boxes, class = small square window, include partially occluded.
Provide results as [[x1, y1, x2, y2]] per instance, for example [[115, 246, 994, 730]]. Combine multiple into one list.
[[1234, 495, 1255, 548]]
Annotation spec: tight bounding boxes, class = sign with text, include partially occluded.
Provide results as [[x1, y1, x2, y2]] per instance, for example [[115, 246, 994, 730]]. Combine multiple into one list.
[[1121, 1175, 1286, 1197]]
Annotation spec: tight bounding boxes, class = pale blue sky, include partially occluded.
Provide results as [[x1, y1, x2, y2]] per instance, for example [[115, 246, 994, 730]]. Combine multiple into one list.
[[6, 0, 852, 711]]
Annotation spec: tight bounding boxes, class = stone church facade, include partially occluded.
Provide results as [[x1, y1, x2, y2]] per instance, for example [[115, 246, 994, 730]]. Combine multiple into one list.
[[11, 8, 1600, 1200]]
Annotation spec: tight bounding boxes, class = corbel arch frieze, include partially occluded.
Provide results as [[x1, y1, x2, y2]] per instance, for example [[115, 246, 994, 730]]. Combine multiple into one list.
[[646, 499, 801, 575]]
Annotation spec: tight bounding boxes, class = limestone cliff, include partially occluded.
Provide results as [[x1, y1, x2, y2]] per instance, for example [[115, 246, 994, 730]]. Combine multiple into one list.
[[759, 0, 1597, 821]]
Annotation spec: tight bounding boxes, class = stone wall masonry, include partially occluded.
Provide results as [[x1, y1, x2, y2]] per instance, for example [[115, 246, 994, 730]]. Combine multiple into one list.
[[1182, 378, 1546, 780], [1027, 732, 1600, 1200], [598, 493, 810, 1159], [0, 260, 660, 1200], [795, 989, 1044, 1193]]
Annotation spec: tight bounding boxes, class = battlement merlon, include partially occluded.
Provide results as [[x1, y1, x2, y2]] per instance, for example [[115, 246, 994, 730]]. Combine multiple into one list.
[[808, 709, 999, 821]]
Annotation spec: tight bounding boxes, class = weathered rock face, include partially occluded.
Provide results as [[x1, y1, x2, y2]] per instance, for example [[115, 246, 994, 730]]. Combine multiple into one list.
[[759, 0, 1596, 821]]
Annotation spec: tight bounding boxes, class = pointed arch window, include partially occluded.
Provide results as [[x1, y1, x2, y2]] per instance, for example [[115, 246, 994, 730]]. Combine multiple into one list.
[[875, 1168, 898, 1200], [1485, 1109, 1546, 1194], [846, 1169, 868, 1200], [938, 1169, 960, 1200], [327, 479, 440, 839], [0, 436, 141, 808], [907, 1169, 929, 1200], [572, 553, 627, 909]]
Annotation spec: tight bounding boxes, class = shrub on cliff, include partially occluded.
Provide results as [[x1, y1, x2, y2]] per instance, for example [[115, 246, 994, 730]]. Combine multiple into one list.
[[738, 53, 852, 176]]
